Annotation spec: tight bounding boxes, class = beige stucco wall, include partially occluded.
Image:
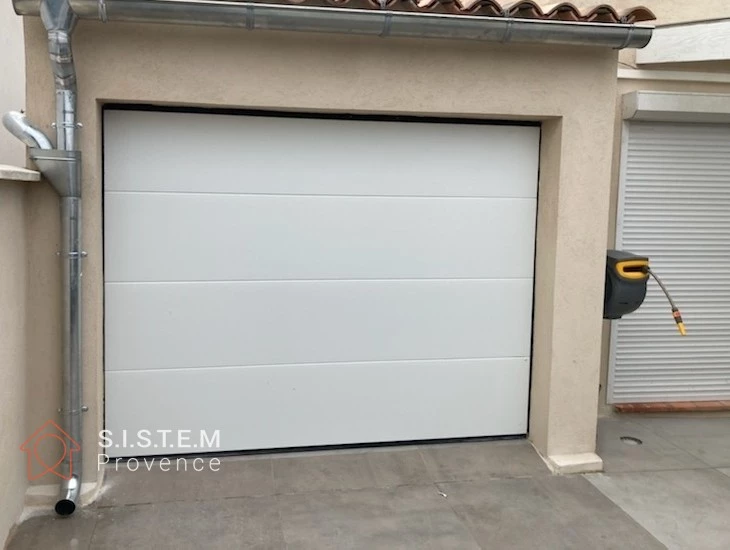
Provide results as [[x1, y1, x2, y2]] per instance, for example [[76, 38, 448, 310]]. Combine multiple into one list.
[[23, 17, 622, 488], [0, 180, 28, 548], [0, 2, 28, 546]]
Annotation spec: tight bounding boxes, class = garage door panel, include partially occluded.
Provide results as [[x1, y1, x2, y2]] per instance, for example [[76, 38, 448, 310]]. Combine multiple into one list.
[[104, 192, 537, 282], [105, 357, 530, 456], [104, 110, 540, 198], [105, 279, 534, 372], [104, 110, 539, 452]]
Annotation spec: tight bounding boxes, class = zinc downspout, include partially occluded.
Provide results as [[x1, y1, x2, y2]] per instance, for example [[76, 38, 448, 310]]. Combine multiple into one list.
[[55, 186, 83, 516], [39, 0, 84, 516], [13, 0, 654, 49]]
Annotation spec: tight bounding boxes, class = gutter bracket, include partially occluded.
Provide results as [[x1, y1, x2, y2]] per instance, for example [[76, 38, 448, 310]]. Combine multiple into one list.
[[615, 25, 635, 49]]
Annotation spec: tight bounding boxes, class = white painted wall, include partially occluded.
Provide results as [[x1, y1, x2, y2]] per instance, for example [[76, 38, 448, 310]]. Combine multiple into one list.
[[637, 20, 730, 65], [0, 3, 27, 547], [0, 1, 25, 166]]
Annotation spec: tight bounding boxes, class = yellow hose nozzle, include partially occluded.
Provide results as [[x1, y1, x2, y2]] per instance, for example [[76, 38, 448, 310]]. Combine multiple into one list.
[[672, 309, 686, 336]]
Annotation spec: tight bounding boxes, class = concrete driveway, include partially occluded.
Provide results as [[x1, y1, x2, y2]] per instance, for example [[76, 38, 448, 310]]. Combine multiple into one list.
[[7, 414, 730, 549]]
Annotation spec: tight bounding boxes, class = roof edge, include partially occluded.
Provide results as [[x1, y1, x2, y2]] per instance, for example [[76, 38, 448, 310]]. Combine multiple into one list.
[[14, 0, 654, 49]]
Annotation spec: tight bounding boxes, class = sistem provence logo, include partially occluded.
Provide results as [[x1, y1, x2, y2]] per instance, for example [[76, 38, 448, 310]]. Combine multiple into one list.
[[20, 420, 81, 481], [98, 429, 223, 473]]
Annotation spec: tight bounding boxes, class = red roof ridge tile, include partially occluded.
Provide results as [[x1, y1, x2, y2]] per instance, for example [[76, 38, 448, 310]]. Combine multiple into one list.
[[501, 1, 545, 19], [583, 4, 620, 23], [246, 0, 656, 23], [453, 0, 503, 15], [542, 3, 582, 21]]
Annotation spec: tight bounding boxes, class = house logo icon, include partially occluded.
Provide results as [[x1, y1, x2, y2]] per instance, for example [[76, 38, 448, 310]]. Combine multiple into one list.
[[20, 420, 80, 481]]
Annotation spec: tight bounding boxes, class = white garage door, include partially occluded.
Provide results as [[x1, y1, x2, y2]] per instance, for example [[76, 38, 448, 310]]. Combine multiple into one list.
[[104, 110, 539, 457]]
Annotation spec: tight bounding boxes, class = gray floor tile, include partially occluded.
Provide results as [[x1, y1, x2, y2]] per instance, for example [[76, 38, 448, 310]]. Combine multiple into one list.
[[277, 485, 480, 550], [194, 455, 275, 499], [273, 451, 378, 495], [89, 504, 155, 549], [597, 417, 708, 473], [627, 414, 730, 438], [440, 476, 664, 550], [99, 464, 192, 506], [366, 448, 433, 488], [5, 508, 97, 550], [419, 439, 548, 482], [99, 455, 274, 506], [90, 496, 284, 550], [586, 469, 730, 550], [668, 435, 730, 468]]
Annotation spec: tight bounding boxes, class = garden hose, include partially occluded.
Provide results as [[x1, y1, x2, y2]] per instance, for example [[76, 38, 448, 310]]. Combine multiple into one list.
[[645, 268, 686, 336]]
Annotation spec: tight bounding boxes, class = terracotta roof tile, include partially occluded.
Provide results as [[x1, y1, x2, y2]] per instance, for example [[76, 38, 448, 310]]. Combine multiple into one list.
[[264, 0, 655, 22], [456, 1, 502, 15], [542, 3, 584, 21]]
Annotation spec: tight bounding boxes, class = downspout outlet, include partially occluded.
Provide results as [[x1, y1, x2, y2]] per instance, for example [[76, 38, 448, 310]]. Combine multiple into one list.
[[55, 475, 80, 515], [2, 111, 53, 150]]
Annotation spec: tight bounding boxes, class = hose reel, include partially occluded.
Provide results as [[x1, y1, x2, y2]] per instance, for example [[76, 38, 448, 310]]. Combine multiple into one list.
[[604, 250, 686, 336]]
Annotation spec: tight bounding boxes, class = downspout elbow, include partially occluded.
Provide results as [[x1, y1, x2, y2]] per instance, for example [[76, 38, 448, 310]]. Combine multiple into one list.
[[40, 0, 77, 83], [41, 0, 78, 150], [46, 29, 77, 91], [2, 111, 53, 150]]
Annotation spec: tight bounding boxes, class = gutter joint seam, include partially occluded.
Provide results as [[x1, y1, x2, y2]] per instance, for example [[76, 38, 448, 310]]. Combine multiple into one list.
[[381, 11, 393, 37], [502, 17, 515, 43]]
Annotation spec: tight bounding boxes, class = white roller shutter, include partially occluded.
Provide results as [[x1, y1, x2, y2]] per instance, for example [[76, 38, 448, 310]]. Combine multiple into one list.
[[609, 121, 730, 403]]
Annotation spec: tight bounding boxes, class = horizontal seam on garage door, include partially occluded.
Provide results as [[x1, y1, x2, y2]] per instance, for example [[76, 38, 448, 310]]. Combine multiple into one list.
[[104, 277, 534, 284], [103, 190, 537, 200], [106, 356, 532, 373]]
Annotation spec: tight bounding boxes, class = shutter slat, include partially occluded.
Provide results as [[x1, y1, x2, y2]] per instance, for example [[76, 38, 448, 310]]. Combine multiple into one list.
[[610, 121, 730, 404]]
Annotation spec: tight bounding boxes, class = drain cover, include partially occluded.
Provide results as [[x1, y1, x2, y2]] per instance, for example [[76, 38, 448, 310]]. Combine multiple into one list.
[[620, 436, 643, 446]]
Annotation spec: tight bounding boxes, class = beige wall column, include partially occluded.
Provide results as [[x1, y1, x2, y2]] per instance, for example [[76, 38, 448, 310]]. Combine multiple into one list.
[[530, 111, 615, 473]]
